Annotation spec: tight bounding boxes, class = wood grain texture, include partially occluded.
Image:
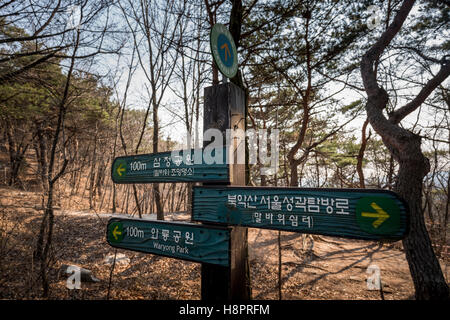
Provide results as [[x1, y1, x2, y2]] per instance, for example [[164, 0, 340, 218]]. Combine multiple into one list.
[[201, 82, 250, 300]]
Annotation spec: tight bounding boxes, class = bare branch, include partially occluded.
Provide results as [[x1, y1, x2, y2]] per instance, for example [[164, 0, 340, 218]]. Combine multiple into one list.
[[389, 61, 450, 124]]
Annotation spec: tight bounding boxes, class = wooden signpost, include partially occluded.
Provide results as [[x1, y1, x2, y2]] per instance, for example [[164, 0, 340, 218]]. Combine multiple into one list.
[[200, 81, 249, 301], [106, 23, 410, 301]]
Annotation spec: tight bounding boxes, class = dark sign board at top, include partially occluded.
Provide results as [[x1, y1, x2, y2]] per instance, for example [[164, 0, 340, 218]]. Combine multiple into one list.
[[192, 186, 409, 241], [111, 147, 229, 184]]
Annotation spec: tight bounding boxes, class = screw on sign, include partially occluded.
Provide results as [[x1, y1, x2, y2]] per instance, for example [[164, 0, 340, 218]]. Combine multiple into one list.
[[210, 23, 238, 79]]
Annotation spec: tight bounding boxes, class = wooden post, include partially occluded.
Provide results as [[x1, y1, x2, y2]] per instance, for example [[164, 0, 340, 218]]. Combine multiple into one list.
[[201, 82, 250, 300]]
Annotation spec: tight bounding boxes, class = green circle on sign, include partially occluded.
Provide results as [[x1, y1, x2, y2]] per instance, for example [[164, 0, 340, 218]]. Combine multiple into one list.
[[112, 159, 127, 180], [356, 196, 400, 236], [210, 23, 238, 79], [108, 222, 124, 243]]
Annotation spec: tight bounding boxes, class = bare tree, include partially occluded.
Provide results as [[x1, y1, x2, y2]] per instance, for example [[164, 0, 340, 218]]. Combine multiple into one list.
[[118, 0, 185, 219], [360, 0, 449, 299], [33, 21, 81, 298], [0, 0, 120, 84]]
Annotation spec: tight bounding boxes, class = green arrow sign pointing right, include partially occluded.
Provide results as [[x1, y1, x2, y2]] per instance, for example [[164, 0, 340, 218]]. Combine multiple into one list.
[[192, 186, 409, 240], [356, 197, 401, 236]]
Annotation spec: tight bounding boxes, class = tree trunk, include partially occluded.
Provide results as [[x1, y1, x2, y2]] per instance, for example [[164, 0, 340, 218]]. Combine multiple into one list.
[[289, 160, 299, 186], [356, 118, 370, 189], [89, 151, 97, 210], [5, 120, 28, 188], [395, 136, 449, 299], [154, 183, 164, 220], [152, 95, 163, 220], [387, 155, 395, 190]]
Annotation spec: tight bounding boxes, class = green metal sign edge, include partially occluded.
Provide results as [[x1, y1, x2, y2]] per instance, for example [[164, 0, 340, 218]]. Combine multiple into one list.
[[105, 217, 231, 267], [110, 147, 230, 184], [191, 186, 410, 241]]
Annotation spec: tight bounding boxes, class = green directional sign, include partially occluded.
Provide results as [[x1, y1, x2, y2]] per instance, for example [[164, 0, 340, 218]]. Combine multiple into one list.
[[192, 186, 409, 240], [106, 218, 231, 267], [210, 23, 238, 79], [111, 147, 228, 184]]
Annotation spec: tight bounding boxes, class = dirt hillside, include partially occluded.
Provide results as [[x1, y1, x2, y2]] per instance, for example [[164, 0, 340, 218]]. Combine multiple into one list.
[[0, 186, 448, 299]]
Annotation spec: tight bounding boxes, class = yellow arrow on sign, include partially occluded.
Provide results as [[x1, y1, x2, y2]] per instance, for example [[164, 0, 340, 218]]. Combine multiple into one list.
[[117, 163, 125, 176], [112, 225, 122, 240], [361, 202, 390, 228]]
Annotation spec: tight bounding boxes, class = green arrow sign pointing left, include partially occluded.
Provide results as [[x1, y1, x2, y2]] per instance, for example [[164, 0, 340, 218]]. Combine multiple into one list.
[[111, 147, 229, 184], [112, 159, 127, 180], [108, 221, 124, 243], [106, 218, 231, 267]]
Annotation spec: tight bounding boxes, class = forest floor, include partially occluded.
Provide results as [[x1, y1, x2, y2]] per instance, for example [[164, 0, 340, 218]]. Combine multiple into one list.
[[0, 186, 448, 300]]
